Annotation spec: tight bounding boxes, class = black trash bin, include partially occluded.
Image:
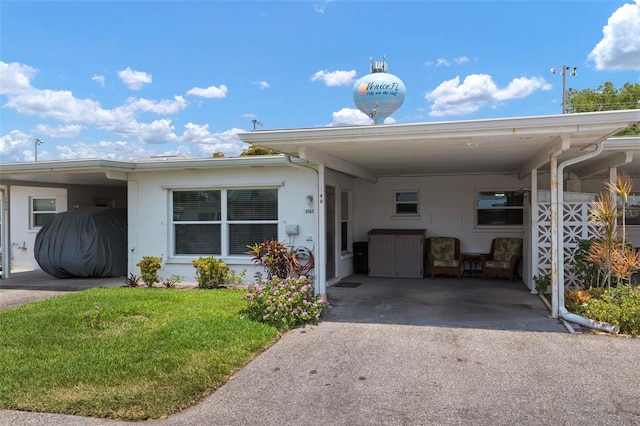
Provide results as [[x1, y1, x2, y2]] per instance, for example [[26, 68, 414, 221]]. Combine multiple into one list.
[[353, 241, 369, 274]]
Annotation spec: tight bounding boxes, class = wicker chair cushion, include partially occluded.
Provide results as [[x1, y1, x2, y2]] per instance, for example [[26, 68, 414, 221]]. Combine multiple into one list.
[[434, 259, 459, 267], [492, 238, 522, 262], [430, 237, 457, 262], [485, 260, 511, 269]]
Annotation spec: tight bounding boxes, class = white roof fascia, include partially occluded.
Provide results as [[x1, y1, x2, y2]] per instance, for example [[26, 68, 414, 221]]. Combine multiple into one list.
[[238, 110, 640, 145], [0, 159, 134, 173], [129, 155, 290, 171], [602, 136, 640, 151], [576, 152, 634, 178]]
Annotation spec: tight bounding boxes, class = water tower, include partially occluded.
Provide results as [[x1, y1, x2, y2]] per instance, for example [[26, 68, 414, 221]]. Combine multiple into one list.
[[352, 57, 406, 124]]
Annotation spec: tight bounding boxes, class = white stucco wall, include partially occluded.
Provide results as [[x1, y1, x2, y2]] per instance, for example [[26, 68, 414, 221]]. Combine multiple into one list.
[[8, 185, 67, 271], [127, 164, 320, 286], [354, 174, 530, 254]]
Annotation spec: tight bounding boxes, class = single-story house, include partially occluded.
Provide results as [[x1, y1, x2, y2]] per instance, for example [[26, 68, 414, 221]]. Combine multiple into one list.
[[1, 110, 639, 319]]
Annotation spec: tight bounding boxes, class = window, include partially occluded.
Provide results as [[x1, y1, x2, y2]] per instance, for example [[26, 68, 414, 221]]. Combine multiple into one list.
[[30, 197, 56, 229], [173, 190, 221, 255], [172, 188, 278, 256], [227, 189, 278, 255], [394, 191, 419, 216], [340, 190, 350, 253], [476, 190, 524, 226]]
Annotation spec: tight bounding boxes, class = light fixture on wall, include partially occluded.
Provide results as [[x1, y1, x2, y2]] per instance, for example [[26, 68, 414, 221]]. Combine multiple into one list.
[[550, 66, 577, 114], [306, 195, 314, 205]]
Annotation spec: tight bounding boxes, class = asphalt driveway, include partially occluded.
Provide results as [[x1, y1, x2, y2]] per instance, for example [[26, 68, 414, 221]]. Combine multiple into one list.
[[1, 273, 639, 425]]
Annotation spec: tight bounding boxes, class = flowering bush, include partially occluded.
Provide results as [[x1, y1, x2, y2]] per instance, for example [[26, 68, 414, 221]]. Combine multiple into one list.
[[241, 274, 330, 330]]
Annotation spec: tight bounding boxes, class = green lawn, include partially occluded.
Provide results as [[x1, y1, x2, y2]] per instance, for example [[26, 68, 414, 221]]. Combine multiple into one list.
[[0, 287, 279, 420]]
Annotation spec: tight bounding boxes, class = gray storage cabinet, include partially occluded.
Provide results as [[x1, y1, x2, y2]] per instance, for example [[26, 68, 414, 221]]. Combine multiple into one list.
[[368, 229, 426, 278]]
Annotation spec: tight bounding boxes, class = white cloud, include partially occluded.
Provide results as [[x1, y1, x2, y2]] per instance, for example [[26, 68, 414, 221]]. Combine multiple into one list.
[[313, 0, 333, 14], [92, 74, 105, 87], [137, 119, 179, 144], [0, 130, 33, 162], [186, 85, 228, 98], [0, 61, 38, 95], [118, 67, 152, 90], [124, 95, 188, 114], [425, 57, 469, 67], [494, 77, 551, 100], [311, 70, 357, 87], [4, 88, 139, 134], [56, 140, 153, 161], [425, 74, 551, 117], [182, 123, 247, 157], [328, 108, 372, 126], [252, 80, 270, 89], [0, 62, 190, 139], [33, 124, 84, 138], [589, 0, 640, 70]]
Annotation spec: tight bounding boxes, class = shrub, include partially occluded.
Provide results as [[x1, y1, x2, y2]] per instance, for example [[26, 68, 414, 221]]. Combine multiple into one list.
[[571, 239, 600, 289], [242, 275, 330, 330], [136, 256, 162, 287], [533, 274, 551, 294], [224, 269, 246, 289], [246, 240, 293, 279], [565, 288, 594, 310], [192, 257, 229, 289], [572, 285, 640, 336], [124, 273, 140, 287], [161, 274, 183, 288]]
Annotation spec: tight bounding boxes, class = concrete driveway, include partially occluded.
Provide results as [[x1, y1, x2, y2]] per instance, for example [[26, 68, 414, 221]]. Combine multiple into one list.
[[0, 270, 123, 310], [2, 273, 639, 425]]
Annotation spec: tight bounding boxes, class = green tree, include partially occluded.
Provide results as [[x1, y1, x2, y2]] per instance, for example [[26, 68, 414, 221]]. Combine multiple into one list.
[[566, 82, 640, 135], [239, 145, 280, 156]]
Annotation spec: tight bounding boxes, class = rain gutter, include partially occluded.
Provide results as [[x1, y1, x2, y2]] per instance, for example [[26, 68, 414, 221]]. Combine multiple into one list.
[[556, 142, 620, 334]]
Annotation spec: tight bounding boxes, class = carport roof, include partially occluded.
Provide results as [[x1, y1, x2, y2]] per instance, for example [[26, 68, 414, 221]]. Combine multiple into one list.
[[238, 110, 640, 181]]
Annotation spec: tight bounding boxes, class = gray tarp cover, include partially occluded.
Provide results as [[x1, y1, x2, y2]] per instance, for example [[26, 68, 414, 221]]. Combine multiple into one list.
[[35, 208, 127, 278]]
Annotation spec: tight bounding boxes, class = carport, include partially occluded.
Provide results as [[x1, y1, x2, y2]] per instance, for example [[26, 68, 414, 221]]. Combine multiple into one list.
[[239, 110, 640, 321], [0, 159, 131, 277], [327, 274, 567, 332]]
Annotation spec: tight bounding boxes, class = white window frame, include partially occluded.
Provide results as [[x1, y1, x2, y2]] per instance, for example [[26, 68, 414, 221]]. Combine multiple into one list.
[[170, 187, 278, 258], [393, 190, 419, 216], [475, 189, 524, 228], [30, 197, 57, 230]]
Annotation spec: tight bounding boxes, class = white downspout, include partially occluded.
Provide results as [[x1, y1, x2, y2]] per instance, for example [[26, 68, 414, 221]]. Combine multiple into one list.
[[283, 155, 325, 297], [529, 169, 538, 293], [0, 185, 8, 278], [556, 142, 620, 333]]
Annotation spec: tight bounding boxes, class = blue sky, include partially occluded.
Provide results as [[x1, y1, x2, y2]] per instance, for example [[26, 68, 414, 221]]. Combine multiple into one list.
[[1, 1, 639, 163]]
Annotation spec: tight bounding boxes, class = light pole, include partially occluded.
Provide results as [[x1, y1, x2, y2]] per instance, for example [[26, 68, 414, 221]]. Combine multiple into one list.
[[550, 66, 577, 114], [34, 138, 44, 161]]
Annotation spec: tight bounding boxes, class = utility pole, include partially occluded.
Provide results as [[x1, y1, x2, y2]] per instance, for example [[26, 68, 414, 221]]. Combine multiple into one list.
[[550, 66, 577, 114]]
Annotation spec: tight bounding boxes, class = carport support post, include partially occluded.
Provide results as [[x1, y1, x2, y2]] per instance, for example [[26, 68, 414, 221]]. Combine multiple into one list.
[[550, 155, 560, 318]]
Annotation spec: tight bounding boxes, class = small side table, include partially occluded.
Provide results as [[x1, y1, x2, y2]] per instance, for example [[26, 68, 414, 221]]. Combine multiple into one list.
[[462, 253, 483, 277]]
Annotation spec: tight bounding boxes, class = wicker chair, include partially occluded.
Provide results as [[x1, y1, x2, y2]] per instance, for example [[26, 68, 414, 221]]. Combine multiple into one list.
[[481, 238, 523, 281], [426, 237, 462, 279]]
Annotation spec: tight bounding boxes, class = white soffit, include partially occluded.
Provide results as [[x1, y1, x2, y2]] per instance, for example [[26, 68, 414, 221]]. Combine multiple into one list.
[[239, 110, 640, 178]]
